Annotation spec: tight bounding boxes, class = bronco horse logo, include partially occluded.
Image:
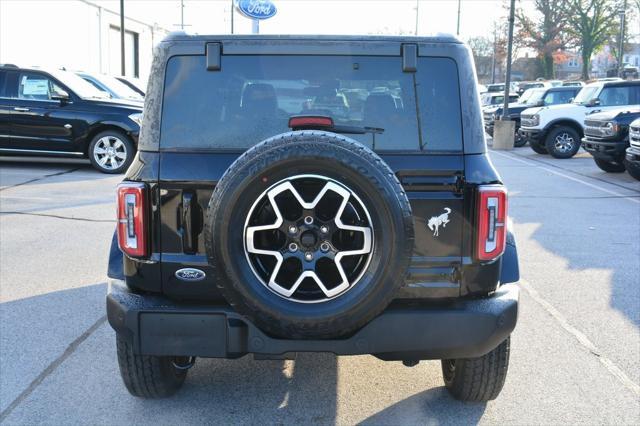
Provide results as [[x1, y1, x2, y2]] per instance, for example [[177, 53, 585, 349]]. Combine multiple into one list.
[[428, 207, 451, 237]]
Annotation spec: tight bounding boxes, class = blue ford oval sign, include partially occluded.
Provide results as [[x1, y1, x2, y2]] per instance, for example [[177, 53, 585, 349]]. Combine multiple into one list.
[[236, 0, 277, 20], [175, 268, 206, 282]]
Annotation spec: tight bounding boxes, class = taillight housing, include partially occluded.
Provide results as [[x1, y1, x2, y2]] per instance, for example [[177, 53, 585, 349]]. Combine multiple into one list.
[[475, 185, 508, 261], [117, 182, 148, 258]]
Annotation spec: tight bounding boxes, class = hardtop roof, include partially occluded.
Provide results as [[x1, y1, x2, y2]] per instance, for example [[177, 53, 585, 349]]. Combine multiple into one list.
[[162, 32, 462, 45]]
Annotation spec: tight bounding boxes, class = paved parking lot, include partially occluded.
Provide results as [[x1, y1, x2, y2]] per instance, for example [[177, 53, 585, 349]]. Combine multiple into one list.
[[1, 150, 639, 425]]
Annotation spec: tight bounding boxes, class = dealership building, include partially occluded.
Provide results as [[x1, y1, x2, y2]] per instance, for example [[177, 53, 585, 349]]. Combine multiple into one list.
[[0, 0, 171, 84]]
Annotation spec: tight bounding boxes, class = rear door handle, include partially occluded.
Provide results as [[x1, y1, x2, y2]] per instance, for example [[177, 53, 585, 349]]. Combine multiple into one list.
[[181, 192, 199, 254], [13, 107, 30, 112]]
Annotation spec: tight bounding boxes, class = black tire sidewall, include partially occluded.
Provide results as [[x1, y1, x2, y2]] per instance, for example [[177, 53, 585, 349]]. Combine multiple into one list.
[[593, 157, 626, 173], [206, 132, 413, 338], [624, 159, 640, 180], [545, 126, 581, 159], [529, 140, 548, 154], [88, 130, 135, 174]]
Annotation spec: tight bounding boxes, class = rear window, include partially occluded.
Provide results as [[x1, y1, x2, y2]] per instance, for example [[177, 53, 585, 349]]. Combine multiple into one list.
[[160, 55, 462, 152]]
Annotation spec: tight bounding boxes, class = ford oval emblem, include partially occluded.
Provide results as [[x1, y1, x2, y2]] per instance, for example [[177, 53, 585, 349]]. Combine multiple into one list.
[[175, 268, 206, 282], [236, 0, 277, 20]]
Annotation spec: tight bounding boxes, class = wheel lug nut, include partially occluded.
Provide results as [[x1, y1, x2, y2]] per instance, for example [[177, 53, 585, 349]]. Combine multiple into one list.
[[320, 225, 329, 234], [288, 225, 297, 234], [288, 243, 298, 253], [304, 216, 314, 225], [320, 242, 330, 252], [304, 252, 313, 261]]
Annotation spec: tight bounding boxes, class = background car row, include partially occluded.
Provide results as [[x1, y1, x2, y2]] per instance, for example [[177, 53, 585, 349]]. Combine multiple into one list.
[[0, 64, 143, 173], [482, 78, 640, 181]]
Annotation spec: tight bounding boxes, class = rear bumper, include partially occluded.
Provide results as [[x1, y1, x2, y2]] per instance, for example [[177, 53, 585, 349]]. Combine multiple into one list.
[[582, 138, 628, 161], [107, 279, 519, 361]]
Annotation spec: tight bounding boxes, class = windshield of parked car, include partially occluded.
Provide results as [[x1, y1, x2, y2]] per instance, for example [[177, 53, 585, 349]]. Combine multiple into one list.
[[523, 89, 546, 105], [160, 55, 463, 152], [48, 70, 110, 99], [573, 85, 600, 105], [91, 74, 143, 100]]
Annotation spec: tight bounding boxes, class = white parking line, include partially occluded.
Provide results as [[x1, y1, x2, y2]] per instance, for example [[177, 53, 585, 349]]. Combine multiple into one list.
[[491, 150, 640, 204], [521, 279, 640, 397]]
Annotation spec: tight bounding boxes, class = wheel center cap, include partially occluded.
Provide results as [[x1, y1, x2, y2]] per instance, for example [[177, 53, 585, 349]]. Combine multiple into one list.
[[107, 147, 115, 156], [300, 230, 317, 248]]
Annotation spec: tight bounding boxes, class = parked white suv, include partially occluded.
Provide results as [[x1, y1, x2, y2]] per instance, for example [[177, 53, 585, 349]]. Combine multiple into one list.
[[519, 81, 640, 158]]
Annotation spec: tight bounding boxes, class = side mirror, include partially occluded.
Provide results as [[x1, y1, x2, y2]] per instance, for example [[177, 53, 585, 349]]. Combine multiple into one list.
[[534, 100, 545, 107], [51, 89, 70, 103], [568, 97, 574, 103], [587, 98, 600, 107]]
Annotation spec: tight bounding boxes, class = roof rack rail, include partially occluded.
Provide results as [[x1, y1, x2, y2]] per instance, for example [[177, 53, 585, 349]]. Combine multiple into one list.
[[0, 63, 18, 68]]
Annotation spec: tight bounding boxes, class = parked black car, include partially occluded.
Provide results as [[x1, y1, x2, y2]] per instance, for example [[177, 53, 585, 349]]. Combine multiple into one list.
[[582, 108, 640, 173], [107, 34, 520, 402], [484, 86, 580, 147], [0, 65, 142, 173], [625, 118, 640, 180]]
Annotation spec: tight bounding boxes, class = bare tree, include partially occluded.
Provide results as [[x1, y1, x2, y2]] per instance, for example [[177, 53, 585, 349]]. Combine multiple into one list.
[[516, 0, 572, 79], [567, 0, 620, 79]]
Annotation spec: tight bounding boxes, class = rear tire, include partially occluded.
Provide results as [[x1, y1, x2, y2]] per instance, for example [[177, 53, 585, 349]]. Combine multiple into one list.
[[116, 335, 188, 398], [593, 157, 626, 173], [529, 140, 548, 154], [545, 126, 581, 159], [441, 337, 510, 402], [624, 159, 640, 181]]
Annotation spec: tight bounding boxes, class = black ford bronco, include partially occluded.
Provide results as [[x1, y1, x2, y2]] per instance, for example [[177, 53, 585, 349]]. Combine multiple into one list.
[[106, 34, 520, 402], [582, 108, 640, 175]]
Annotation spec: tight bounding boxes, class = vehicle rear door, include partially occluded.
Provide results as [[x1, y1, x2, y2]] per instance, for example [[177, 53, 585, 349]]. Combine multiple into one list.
[[155, 45, 465, 299], [5, 71, 79, 152]]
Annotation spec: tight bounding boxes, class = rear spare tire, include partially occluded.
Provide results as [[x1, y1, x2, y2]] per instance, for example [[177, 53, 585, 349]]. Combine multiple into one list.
[[205, 131, 414, 339]]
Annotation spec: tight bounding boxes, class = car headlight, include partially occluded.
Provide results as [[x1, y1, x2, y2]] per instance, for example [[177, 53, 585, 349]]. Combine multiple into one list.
[[129, 112, 143, 127], [531, 114, 540, 126], [602, 122, 618, 136]]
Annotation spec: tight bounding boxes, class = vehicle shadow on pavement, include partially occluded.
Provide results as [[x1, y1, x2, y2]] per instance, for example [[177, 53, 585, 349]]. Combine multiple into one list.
[[134, 352, 339, 424], [359, 387, 486, 425]]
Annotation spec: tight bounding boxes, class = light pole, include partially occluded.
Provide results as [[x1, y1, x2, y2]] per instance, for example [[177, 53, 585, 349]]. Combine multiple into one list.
[[120, 0, 125, 76], [180, 0, 185, 30], [618, 5, 626, 77], [502, 0, 515, 121], [492, 0, 516, 151], [456, 0, 461, 36], [415, 0, 419, 36]]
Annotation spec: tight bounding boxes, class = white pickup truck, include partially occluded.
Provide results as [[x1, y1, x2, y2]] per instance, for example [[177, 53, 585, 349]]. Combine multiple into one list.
[[519, 80, 640, 158]]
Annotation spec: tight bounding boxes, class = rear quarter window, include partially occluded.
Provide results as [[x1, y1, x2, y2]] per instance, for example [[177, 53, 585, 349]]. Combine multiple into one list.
[[160, 54, 462, 152]]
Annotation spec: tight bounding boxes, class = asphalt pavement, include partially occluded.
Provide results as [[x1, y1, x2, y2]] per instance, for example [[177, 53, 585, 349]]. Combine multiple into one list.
[[0, 150, 639, 425]]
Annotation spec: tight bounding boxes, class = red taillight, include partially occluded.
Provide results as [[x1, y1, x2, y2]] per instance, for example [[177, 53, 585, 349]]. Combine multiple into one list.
[[476, 185, 508, 261], [117, 182, 148, 258], [288, 115, 334, 129]]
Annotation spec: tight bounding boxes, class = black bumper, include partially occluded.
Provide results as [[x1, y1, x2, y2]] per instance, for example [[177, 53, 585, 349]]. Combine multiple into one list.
[[626, 145, 640, 163], [107, 280, 519, 361], [582, 138, 628, 161], [519, 128, 543, 143]]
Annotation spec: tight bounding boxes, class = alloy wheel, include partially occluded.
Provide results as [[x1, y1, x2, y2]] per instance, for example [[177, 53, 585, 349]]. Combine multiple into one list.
[[93, 135, 128, 170], [554, 132, 575, 153], [244, 174, 374, 303]]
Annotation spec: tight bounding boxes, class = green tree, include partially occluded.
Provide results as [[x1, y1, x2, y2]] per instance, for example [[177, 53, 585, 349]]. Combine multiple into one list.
[[516, 0, 572, 79], [567, 0, 620, 79]]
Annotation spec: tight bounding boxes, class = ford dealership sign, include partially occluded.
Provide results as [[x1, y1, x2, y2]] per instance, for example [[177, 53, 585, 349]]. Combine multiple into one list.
[[236, 0, 277, 20]]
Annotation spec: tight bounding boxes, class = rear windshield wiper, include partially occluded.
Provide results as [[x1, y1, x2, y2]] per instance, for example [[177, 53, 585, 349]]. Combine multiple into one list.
[[288, 115, 384, 135]]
